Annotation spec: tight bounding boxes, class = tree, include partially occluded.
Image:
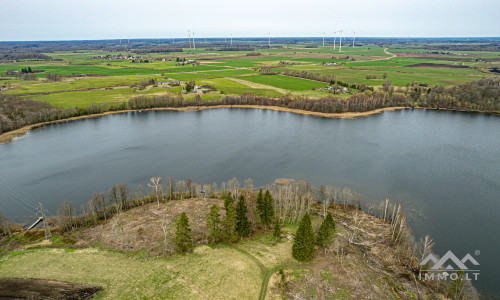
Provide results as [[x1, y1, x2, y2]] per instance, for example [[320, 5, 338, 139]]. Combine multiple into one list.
[[273, 218, 281, 240], [235, 195, 250, 238], [174, 212, 192, 252], [160, 217, 171, 255], [222, 194, 238, 242], [0, 212, 11, 236], [57, 200, 77, 231], [108, 185, 118, 211], [116, 182, 129, 211], [148, 177, 163, 208], [207, 204, 222, 244], [260, 190, 275, 227], [292, 213, 315, 261], [449, 269, 465, 299], [256, 188, 264, 218], [316, 212, 336, 247]]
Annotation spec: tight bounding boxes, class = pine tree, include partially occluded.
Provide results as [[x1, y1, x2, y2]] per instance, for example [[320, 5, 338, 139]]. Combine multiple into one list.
[[175, 212, 192, 252], [273, 218, 282, 240], [292, 213, 315, 261], [222, 195, 238, 242], [316, 212, 336, 247], [235, 195, 251, 238], [207, 204, 222, 244]]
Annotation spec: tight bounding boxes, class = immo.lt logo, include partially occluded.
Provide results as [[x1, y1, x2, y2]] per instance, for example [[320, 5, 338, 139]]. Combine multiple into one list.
[[419, 250, 480, 281]]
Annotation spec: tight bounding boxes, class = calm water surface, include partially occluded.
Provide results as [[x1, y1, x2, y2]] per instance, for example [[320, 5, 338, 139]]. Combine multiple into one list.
[[0, 108, 498, 297]]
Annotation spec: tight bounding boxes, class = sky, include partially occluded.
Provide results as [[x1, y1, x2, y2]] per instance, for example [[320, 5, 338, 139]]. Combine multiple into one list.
[[1, 0, 498, 41]]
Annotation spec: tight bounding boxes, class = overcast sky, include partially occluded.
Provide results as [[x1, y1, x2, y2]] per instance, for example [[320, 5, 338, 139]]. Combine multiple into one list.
[[1, 0, 498, 41]]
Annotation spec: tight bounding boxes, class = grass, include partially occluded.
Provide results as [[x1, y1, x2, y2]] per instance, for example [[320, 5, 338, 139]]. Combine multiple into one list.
[[197, 78, 283, 97], [0, 238, 284, 299], [241, 75, 327, 91], [3, 75, 163, 95], [1, 44, 497, 109], [24, 86, 168, 107]]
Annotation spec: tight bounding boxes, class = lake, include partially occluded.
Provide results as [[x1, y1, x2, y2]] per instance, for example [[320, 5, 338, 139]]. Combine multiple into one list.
[[0, 108, 498, 297]]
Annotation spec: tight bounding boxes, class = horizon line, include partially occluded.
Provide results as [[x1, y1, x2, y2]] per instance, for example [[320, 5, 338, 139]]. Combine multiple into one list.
[[1, 36, 499, 43]]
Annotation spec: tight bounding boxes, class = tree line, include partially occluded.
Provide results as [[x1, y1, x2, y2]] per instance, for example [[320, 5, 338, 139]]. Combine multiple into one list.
[[1, 77, 498, 135]]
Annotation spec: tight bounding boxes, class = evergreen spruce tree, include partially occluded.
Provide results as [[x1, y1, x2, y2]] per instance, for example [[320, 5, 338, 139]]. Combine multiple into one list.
[[264, 190, 275, 226], [256, 188, 264, 220], [316, 212, 336, 247], [324, 212, 335, 230], [222, 195, 238, 242], [235, 195, 251, 238], [206, 204, 222, 244], [273, 218, 282, 240], [292, 213, 315, 261], [258, 190, 275, 227], [224, 192, 233, 210], [175, 212, 192, 252]]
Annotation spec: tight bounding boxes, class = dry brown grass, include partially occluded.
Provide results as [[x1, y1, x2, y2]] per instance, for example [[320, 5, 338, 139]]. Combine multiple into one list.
[[76, 198, 224, 255]]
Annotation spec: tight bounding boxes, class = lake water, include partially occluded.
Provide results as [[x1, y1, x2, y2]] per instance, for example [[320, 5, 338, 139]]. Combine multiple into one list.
[[0, 108, 498, 297]]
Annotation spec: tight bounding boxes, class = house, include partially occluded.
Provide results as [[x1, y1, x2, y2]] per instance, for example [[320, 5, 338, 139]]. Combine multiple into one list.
[[193, 85, 208, 93]]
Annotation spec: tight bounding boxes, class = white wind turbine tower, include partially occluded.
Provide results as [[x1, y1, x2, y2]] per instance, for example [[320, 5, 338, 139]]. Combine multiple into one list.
[[230, 33, 233, 45], [352, 31, 356, 48], [322, 32, 325, 47], [193, 32, 196, 49], [339, 29, 344, 52], [268, 32, 271, 48]]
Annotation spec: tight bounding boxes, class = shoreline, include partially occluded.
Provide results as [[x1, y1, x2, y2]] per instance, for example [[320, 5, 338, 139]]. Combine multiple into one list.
[[0, 105, 496, 144]]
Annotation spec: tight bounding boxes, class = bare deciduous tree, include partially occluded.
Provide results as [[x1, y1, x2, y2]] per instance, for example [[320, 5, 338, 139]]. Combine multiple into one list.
[[148, 177, 163, 208]]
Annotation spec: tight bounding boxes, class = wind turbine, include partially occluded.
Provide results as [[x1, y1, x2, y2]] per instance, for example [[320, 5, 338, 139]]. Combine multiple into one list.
[[230, 33, 233, 46], [193, 32, 196, 49], [188, 30, 191, 50], [322, 32, 325, 47], [339, 29, 343, 52], [352, 31, 356, 48], [268, 32, 271, 48]]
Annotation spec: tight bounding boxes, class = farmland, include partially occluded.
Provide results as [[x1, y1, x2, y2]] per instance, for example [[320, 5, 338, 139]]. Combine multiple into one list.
[[1, 38, 498, 109]]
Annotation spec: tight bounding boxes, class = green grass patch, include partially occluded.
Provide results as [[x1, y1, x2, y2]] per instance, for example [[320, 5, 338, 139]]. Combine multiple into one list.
[[242, 75, 326, 91]]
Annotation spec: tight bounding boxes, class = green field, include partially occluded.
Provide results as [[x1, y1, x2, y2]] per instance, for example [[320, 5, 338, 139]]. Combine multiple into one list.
[[1, 42, 498, 108], [242, 75, 326, 91]]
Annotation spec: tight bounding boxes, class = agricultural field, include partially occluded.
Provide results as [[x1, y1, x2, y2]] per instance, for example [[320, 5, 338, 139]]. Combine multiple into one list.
[[1, 39, 498, 108]]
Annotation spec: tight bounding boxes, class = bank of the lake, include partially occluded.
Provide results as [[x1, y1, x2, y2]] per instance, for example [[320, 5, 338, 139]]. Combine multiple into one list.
[[0, 105, 412, 144], [0, 108, 498, 297]]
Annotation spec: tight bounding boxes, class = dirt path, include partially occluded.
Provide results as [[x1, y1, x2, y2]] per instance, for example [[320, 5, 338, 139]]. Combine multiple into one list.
[[226, 77, 287, 94], [228, 244, 285, 300], [347, 48, 396, 64], [311, 257, 330, 300]]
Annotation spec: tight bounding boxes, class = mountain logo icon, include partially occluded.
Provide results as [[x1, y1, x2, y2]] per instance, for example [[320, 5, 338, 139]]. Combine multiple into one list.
[[420, 250, 479, 271]]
